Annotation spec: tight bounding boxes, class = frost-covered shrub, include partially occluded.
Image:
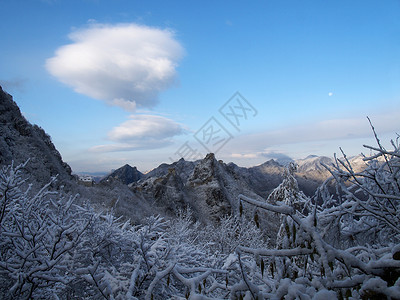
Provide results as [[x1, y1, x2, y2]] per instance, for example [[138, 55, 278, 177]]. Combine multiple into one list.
[[237, 132, 400, 299], [0, 164, 232, 299], [318, 139, 400, 249], [5, 130, 398, 299], [199, 214, 268, 257], [266, 162, 311, 249], [0, 162, 89, 299], [165, 208, 262, 299]]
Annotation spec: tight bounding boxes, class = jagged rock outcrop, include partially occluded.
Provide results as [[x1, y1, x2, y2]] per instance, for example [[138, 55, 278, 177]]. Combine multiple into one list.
[[0, 86, 72, 186], [130, 159, 194, 216], [131, 153, 263, 223], [115, 151, 368, 224], [187, 153, 234, 220], [100, 164, 143, 185]]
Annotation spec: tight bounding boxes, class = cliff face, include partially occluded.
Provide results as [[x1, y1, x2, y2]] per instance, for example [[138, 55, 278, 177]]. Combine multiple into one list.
[[0, 86, 72, 185]]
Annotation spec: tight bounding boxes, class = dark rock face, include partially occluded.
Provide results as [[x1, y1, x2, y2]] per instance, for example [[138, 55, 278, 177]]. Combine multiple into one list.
[[0, 86, 157, 224], [0, 86, 72, 185], [225, 160, 285, 199], [127, 152, 350, 224], [101, 164, 143, 185], [131, 153, 263, 223]]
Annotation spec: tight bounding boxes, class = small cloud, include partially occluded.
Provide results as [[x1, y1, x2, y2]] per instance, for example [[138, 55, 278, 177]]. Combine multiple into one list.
[[90, 139, 172, 153], [231, 153, 257, 159], [109, 98, 137, 111], [46, 23, 184, 110], [225, 20, 233, 26], [227, 111, 400, 158], [108, 114, 183, 142], [328, 92, 333, 97], [91, 114, 184, 152]]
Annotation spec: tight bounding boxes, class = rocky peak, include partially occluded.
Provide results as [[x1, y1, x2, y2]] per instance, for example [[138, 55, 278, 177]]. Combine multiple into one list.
[[189, 153, 221, 185], [101, 164, 143, 185], [0, 86, 72, 186]]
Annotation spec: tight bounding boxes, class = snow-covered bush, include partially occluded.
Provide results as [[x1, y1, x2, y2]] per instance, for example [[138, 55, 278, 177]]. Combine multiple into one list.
[[199, 214, 268, 257], [237, 132, 400, 299], [4, 129, 399, 299], [0, 162, 90, 299], [57, 205, 229, 299], [0, 164, 231, 299], [162, 208, 248, 299], [266, 162, 311, 249]]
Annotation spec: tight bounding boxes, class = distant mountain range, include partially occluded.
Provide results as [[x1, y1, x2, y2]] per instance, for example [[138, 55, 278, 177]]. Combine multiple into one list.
[[0, 85, 368, 225], [101, 152, 366, 196], [95, 151, 366, 225]]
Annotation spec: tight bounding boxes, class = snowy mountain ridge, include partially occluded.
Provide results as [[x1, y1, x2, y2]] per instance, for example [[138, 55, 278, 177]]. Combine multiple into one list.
[[0, 85, 368, 225], [120, 153, 367, 212]]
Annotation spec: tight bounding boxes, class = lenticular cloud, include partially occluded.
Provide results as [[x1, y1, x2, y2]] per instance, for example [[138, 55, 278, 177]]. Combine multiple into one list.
[[108, 114, 183, 142], [46, 23, 184, 110]]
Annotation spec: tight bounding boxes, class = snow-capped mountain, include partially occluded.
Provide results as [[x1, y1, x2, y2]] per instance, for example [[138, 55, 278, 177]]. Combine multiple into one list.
[[296, 155, 333, 174], [295, 154, 368, 180]]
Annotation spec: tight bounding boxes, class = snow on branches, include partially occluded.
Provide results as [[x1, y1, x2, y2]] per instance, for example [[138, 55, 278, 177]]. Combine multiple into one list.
[[0, 163, 234, 299], [2, 128, 399, 299], [0, 161, 90, 299], [237, 133, 400, 299]]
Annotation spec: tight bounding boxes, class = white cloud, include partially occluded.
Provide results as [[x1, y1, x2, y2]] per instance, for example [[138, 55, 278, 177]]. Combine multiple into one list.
[[90, 140, 172, 153], [108, 114, 183, 141], [229, 151, 293, 165], [230, 153, 258, 159], [110, 98, 137, 111], [240, 111, 400, 150], [222, 110, 400, 164], [46, 23, 184, 110], [91, 114, 184, 152]]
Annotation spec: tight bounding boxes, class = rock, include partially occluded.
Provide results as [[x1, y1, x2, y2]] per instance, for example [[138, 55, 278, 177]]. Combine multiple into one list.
[[0, 85, 72, 187]]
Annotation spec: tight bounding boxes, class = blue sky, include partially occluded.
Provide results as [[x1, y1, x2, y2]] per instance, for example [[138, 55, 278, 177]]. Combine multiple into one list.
[[1, 0, 399, 173]]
